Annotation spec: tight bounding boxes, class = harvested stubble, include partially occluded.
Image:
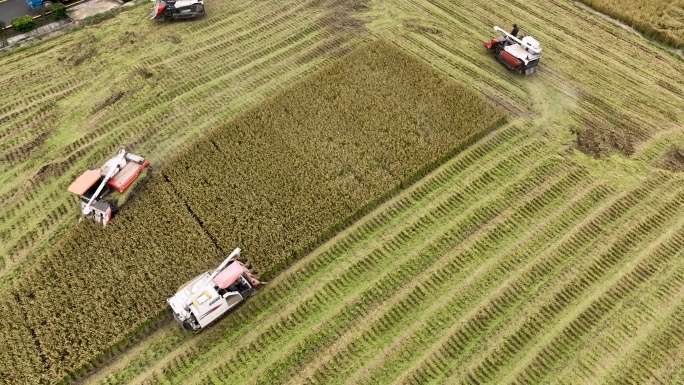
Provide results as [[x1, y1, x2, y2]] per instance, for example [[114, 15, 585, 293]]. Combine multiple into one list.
[[0, 40, 504, 385], [81, 124, 684, 385], [0, 0, 368, 286], [578, 0, 684, 48]]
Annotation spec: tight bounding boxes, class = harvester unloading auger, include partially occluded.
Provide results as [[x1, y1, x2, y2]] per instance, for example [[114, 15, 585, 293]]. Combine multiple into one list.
[[485, 26, 542, 75], [67, 149, 150, 227], [167, 248, 266, 332]]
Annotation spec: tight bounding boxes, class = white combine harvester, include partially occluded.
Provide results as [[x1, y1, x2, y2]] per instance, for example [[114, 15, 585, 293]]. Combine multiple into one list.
[[485, 26, 542, 75], [150, 0, 205, 20], [67, 149, 150, 227], [168, 248, 265, 332]]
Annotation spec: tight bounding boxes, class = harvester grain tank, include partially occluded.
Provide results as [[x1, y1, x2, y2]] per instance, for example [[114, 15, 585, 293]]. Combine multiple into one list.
[[150, 0, 205, 20], [67, 149, 149, 227], [168, 248, 265, 332], [485, 26, 542, 75]]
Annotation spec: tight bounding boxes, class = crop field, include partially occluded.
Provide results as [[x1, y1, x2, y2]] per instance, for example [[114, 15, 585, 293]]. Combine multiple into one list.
[[578, 0, 684, 48], [1, 0, 683, 383], [162, 40, 503, 277], [82, 123, 684, 385], [0, 0, 372, 286], [0, 40, 504, 384]]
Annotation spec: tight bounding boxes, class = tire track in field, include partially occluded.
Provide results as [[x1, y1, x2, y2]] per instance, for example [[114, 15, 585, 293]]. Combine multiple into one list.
[[454, 186, 684, 384], [502, 196, 684, 384], [216, 158, 568, 380], [5, 0, 683, 382], [267, 165, 587, 384], [142, 123, 552, 380], [608, 291, 684, 384], [381, 0, 684, 156], [0, 0, 357, 281], [346, 185, 612, 384], [557, 227, 684, 383], [521, 196, 681, 381]]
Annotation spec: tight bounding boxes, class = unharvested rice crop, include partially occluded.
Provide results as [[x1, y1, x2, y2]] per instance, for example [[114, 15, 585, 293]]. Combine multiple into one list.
[[2, 179, 222, 384], [0, 40, 504, 385], [2, 0, 683, 294], [579, 0, 684, 47]]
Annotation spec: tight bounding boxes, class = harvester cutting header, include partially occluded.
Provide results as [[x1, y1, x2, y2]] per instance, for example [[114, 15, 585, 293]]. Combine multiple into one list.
[[485, 25, 542, 75], [67, 149, 150, 227]]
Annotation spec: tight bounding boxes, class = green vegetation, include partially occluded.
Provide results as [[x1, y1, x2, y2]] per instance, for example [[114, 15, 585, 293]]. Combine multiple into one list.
[[11, 16, 36, 33], [0, 0, 370, 287], [165, 40, 504, 277], [51, 3, 67, 19], [84, 121, 684, 385]]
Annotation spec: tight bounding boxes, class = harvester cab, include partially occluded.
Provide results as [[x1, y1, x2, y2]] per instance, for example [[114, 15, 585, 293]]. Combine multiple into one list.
[[67, 149, 150, 227], [150, 0, 205, 20], [485, 26, 542, 75], [167, 248, 265, 332]]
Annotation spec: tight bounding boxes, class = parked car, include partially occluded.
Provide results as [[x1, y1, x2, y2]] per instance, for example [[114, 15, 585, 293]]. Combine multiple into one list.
[[25, 0, 64, 10]]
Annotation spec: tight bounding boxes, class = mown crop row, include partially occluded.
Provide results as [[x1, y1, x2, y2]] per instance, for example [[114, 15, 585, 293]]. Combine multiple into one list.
[[578, 0, 684, 48], [3, 0, 684, 290], [83, 118, 684, 385], [0, 40, 504, 385], [3, 0, 684, 383]]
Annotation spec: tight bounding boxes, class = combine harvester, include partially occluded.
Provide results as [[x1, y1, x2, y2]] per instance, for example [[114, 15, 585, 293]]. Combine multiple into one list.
[[67, 149, 150, 227], [485, 26, 542, 75], [150, 0, 205, 20], [168, 248, 265, 332]]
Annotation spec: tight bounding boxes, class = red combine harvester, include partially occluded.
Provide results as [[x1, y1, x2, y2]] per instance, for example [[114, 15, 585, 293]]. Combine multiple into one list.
[[485, 26, 542, 75], [67, 149, 150, 227]]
